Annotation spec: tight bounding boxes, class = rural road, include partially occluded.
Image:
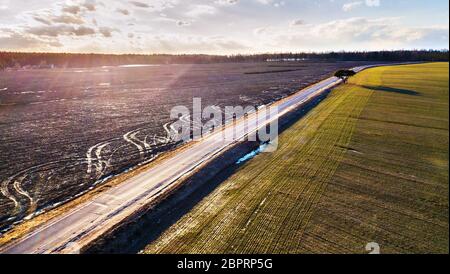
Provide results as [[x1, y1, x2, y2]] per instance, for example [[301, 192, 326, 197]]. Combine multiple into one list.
[[0, 65, 373, 254]]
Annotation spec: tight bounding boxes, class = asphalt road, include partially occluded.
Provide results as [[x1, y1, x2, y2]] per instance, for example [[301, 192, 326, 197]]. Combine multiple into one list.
[[0, 65, 372, 254]]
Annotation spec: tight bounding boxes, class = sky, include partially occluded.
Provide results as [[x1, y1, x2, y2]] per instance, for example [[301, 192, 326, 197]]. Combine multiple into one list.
[[0, 0, 448, 54]]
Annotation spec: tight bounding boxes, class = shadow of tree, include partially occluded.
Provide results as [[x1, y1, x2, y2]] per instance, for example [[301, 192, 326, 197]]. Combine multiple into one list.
[[361, 85, 420, 96]]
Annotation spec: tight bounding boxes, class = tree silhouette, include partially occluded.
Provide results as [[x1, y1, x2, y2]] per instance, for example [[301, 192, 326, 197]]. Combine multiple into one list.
[[334, 69, 356, 83], [0, 50, 448, 70]]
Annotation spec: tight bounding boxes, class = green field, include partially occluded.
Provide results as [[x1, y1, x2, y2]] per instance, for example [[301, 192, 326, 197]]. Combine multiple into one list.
[[144, 63, 449, 254]]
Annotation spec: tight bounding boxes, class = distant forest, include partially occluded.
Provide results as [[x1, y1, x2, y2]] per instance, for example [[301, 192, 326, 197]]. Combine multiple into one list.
[[0, 50, 448, 69]]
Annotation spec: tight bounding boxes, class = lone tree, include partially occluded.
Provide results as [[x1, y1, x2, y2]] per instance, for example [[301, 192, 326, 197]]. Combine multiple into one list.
[[334, 69, 356, 83]]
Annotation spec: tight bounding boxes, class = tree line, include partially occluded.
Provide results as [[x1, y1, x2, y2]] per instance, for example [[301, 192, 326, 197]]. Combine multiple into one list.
[[0, 50, 448, 70]]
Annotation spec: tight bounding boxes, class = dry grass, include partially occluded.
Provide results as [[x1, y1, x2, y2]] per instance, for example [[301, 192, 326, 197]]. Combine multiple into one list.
[[144, 63, 449, 254]]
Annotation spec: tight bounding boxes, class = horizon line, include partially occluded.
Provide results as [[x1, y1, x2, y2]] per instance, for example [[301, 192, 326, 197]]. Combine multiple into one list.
[[1, 49, 449, 57]]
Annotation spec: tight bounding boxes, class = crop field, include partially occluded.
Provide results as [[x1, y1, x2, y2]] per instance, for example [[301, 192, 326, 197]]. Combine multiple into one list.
[[144, 63, 449, 254], [0, 61, 371, 231]]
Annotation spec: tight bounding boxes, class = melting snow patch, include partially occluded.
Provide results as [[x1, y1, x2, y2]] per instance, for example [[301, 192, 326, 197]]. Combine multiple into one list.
[[236, 143, 269, 165], [119, 64, 160, 68]]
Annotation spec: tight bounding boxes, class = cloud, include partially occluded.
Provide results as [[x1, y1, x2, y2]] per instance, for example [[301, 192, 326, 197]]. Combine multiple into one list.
[[116, 8, 130, 15], [290, 19, 305, 26], [60, 1, 96, 14], [215, 0, 239, 5], [343, 1, 363, 11], [82, 1, 97, 11], [33, 15, 52, 25], [62, 5, 81, 14], [176, 20, 191, 27], [253, 27, 267, 35], [12, 1, 115, 43], [365, 0, 380, 7], [143, 34, 248, 54], [0, 0, 446, 54], [99, 26, 118, 37], [30, 9, 85, 25], [26, 25, 96, 37], [51, 14, 85, 25], [253, 17, 449, 51], [0, 29, 63, 50], [64, 32, 249, 54], [273, 1, 285, 8], [0, 0, 9, 10], [253, 0, 285, 8], [343, 0, 381, 11], [255, 0, 274, 4], [128, 0, 179, 11], [186, 5, 216, 17], [129, 1, 150, 8]]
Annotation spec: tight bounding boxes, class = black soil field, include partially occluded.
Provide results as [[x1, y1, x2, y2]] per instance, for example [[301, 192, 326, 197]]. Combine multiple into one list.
[[0, 61, 370, 230]]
